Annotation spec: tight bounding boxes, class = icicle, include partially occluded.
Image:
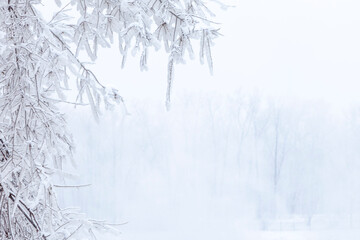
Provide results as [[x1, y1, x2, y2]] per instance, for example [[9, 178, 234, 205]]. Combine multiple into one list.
[[140, 48, 148, 71], [200, 29, 205, 64], [121, 46, 128, 69], [205, 35, 213, 75], [166, 58, 174, 111], [85, 84, 100, 122]]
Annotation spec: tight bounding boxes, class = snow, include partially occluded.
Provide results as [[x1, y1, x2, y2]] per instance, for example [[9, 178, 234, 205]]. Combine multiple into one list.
[[3, 0, 356, 239], [58, 94, 360, 240]]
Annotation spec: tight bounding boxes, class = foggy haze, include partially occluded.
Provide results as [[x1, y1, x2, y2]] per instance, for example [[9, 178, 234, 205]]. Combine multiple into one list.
[[56, 0, 360, 239]]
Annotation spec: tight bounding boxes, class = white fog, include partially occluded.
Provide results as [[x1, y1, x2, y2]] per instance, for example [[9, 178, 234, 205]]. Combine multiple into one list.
[[58, 0, 360, 239], [4, 0, 359, 239]]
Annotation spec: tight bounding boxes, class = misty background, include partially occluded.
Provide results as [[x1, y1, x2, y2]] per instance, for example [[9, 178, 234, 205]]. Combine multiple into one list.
[[54, 0, 360, 239]]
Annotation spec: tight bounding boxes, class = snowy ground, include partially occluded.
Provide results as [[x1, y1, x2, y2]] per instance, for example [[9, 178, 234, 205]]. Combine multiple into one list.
[[103, 228, 360, 240], [102, 215, 360, 239]]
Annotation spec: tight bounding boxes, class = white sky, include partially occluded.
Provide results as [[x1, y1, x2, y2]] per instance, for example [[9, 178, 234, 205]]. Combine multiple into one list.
[[88, 0, 360, 109], [39, 0, 360, 108]]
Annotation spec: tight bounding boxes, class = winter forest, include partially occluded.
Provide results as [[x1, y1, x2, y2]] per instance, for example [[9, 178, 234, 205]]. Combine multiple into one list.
[[1, 0, 360, 239]]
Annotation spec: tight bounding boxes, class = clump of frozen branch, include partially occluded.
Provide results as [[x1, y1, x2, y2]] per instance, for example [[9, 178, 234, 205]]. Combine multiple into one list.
[[69, 0, 220, 108], [0, 0, 220, 239]]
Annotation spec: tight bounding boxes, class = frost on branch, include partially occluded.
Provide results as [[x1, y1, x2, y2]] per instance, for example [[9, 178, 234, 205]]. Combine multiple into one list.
[[70, 0, 220, 106], [0, 0, 220, 239]]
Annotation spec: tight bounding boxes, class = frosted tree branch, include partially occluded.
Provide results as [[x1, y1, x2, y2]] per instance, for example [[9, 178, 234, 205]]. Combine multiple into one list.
[[0, 0, 221, 239]]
